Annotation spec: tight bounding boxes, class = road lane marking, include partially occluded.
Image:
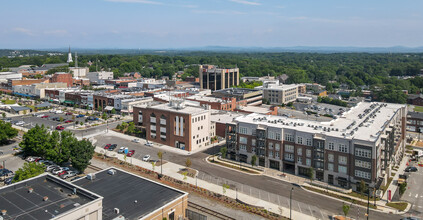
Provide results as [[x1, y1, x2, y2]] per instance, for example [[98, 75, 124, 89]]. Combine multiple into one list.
[[278, 195, 281, 205], [409, 192, 412, 197], [416, 194, 419, 198]]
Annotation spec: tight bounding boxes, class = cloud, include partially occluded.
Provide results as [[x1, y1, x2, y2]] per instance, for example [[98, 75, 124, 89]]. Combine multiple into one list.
[[12, 27, 35, 36], [192, 10, 246, 15], [105, 0, 163, 5], [229, 0, 261, 6], [44, 30, 68, 35]]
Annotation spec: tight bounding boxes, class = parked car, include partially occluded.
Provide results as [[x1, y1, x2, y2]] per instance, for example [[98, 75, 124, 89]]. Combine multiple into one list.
[[104, 144, 111, 149], [55, 110, 63, 114], [42, 160, 55, 166], [65, 112, 73, 115], [46, 165, 59, 172], [26, 156, 40, 162], [87, 116, 99, 121], [145, 141, 153, 147], [57, 170, 67, 177], [49, 109, 56, 113], [37, 114, 45, 118], [142, 155, 150, 162], [56, 126, 65, 130], [132, 139, 140, 143], [0, 169, 13, 177], [76, 114, 85, 118], [52, 167, 69, 175], [41, 115, 49, 118], [405, 166, 418, 172], [118, 147, 126, 153], [108, 144, 117, 151], [4, 176, 13, 185], [64, 120, 73, 123], [127, 150, 135, 157], [15, 121, 25, 126], [62, 171, 78, 179], [52, 117, 60, 121]]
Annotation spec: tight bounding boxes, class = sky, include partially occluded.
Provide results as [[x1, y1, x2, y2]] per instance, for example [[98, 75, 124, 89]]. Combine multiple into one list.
[[0, 0, 422, 49]]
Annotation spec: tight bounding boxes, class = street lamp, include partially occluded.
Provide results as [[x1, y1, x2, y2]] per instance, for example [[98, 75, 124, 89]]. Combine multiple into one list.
[[290, 187, 294, 220]]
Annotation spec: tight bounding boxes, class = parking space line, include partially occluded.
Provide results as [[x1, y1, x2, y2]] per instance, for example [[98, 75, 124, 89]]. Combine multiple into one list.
[[298, 202, 302, 213], [268, 192, 270, 202], [277, 195, 280, 205]]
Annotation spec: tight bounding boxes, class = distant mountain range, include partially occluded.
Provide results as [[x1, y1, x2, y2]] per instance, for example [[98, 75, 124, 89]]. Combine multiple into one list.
[[1, 46, 423, 57]]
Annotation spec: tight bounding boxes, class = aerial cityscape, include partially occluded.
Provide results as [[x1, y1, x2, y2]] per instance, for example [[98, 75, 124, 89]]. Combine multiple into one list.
[[0, 0, 422, 220]]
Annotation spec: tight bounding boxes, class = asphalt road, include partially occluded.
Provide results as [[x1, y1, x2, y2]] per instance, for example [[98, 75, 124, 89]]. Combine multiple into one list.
[[94, 135, 402, 220], [401, 161, 423, 218]]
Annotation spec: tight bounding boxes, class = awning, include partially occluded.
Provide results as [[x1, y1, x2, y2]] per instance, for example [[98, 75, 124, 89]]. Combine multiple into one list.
[[104, 106, 114, 111], [13, 92, 35, 98], [63, 100, 75, 104]]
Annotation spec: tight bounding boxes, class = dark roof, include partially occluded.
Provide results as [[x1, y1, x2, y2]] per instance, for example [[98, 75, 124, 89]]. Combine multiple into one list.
[[35, 102, 51, 108], [408, 94, 423, 100], [10, 105, 31, 112], [73, 168, 186, 220], [408, 111, 423, 120], [0, 174, 99, 220]]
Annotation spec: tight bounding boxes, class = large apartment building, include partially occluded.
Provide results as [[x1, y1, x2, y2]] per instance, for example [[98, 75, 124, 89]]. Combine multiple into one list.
[[133, 100, 215, 152], [225, 102, 406, 190], [199, 65, 239, 91], [262, 84, 299, 105]]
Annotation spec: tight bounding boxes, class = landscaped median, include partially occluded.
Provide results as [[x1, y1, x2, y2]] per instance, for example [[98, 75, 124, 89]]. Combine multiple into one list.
[[206, 155, 262, 175], [386, 202, 408, 212]]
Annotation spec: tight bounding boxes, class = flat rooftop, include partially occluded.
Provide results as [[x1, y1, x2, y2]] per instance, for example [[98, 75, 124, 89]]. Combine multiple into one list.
[[237, 105, 273, 114], [235, 102, 405, 142], [263, 84, 298, 91], [210, 109, 246, 123], [146, 102, 208, 115], [188, 95, 230, 103], [0, 174, 100, 220], [73, 168, 187, 220], [213, 88, 261, 95]]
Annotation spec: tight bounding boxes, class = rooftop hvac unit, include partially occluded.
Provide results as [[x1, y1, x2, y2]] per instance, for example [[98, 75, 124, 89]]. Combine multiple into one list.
[[108, 169, 117, 175], [87, 173, 96, 180], [114, 208, 120, 214]]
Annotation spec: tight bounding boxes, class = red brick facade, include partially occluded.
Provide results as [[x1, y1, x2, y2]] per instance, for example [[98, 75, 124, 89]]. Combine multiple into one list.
[[50, 73, 73, 87]]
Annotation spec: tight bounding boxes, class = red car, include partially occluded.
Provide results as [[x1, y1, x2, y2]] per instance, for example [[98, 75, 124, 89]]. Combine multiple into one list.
[[127, 150, 135, 157], [104, 144, 111, 149], [64, 120, 73, 123], [56, 126, 65, 130], [65, 112, 73, 115], [57, 170, 67, 177], [41, 115, 49, 118]]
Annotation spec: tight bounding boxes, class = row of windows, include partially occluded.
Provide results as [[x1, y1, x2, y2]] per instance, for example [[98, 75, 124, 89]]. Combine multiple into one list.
[[355, 170, 371, 179], [192, 115, 206, 123], [355, 148, 371, 158], [355, 160, 371, 169], [328, 143, 348, 153]]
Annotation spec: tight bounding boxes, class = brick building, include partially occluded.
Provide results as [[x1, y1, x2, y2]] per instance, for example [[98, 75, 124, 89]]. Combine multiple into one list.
[[408, 94, 423, 107], [407, 112, 423, 133], [133, 100, 215, 152], [50, 72, 73, 87]]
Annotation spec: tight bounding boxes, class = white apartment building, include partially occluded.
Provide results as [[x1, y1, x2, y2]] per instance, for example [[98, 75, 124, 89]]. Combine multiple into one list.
[[262, 84, 299, 104], [86, 71, 113, 84]]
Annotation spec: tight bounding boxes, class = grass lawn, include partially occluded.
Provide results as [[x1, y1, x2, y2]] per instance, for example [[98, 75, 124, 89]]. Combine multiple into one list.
[[1, 99, 16, 104], [414, 106, 423, 112], [386, 202, 408, 211]]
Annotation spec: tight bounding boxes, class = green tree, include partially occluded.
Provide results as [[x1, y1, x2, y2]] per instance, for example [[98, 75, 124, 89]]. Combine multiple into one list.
[[251, 155, 257, 167], [220, 147, 227, 159], [359, 180, 367, 198], [399, 182, 407, 196], [13, 162, 45, 183], [70, 139, 95, 172], [342, 203, 350, 217], [126, 122, 136, 134], [0, 120, 18, 145], [111, 108, 116, 114], [308, 167, 314, 183], [20, 124, 50, 157], [2, 112, 5, 118], [102, 112, 108, 120]]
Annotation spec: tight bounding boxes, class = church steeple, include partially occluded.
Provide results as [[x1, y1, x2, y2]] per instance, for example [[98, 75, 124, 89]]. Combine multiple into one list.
[[67, 46, 73, 63]]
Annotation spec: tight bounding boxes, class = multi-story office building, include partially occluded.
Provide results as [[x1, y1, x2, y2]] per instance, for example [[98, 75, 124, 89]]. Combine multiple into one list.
[[199, 65, 239, 91], [213, 88, 263, 106], [225, 102, 406, 190], [133, 100, 215, 152], [262, 84, 299, 105]]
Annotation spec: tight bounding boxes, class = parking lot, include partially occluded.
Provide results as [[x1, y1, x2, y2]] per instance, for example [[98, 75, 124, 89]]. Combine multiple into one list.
[[9, 111, 97, 131]]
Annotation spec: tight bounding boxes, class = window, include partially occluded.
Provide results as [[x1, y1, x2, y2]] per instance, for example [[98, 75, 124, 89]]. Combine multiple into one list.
[[269, 151, 273, 158], [328, 154, 334, 162], [306, 139, 312, 146], [252, 139, 256, 147], [284, 133, 294, 142], [275, 133, 281, 140], [275, 143, 280, 151], [297, 148, 302, 156], [338, 165, 347, 174], [328, 163, 334, 171], [239, 127, 248, 134], [297, 137, 303, 145], [239, 144, 247, 151], [355, 160, 371, 169], [339, 144, 348, 153], [306, 149, 311, 158], [275, 152, 280, 158], [338, 156, 347, 165], [355, 170, 371, 179], [297, 157, 302, 165], [239, 137, 248, 144], [306, 159, 311, 166], [284, 153, 294, 161], [284, 144, 294, 153], [268, 142, 274, 149], [355, 148, 371, 158], [328, 142, 334, 150]]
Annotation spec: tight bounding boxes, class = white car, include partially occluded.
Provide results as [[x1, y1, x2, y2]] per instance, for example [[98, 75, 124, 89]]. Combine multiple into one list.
[[142, 155, 150, 162], [49, 109, 56, 113], [118, 147, 128, 154], [36, 114, 45, 118], [145, 142, 153, 147], [132, 139, 140, 143], [55, 110, 63, 114], [15, 121, 25, 126]]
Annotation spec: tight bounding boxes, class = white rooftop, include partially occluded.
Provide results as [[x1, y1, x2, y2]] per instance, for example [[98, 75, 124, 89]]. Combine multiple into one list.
[[147, 100, 209, 115], [235, 102, 405, 142], [188, 95, 230, 103], [210, 110, 246, 123], [263, 84, 298, 91]]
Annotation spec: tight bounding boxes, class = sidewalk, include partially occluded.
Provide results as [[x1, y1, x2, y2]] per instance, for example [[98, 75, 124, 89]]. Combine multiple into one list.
[[382, 155, 409, 201], [93, 146, 316, 220]]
